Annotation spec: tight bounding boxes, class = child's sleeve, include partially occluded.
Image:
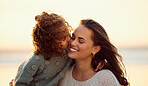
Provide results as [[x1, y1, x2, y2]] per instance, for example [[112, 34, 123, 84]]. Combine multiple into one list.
[[45, 57, 72, 86], [14, 54, 44, 86]]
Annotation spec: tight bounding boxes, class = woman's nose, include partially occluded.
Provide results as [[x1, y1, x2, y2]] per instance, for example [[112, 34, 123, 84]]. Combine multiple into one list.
[[70, 39, 77, 47]]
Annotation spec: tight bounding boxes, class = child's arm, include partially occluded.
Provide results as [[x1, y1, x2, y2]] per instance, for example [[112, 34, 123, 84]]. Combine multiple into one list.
[[14, 54, 44, 86]]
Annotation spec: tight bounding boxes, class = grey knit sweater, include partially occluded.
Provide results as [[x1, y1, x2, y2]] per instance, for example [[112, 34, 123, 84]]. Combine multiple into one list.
[[14, 53, 71, 86]]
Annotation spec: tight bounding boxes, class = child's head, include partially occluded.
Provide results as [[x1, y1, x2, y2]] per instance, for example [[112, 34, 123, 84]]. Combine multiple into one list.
[[32, 11, 71, 60]]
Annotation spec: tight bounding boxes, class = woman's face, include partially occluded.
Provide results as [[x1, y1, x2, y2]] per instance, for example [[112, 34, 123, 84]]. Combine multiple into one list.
[[68, 24, 96, 60]]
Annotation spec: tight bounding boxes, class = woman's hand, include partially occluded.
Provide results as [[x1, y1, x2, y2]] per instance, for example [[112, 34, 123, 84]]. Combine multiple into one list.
[[9, 79, 14, 86]]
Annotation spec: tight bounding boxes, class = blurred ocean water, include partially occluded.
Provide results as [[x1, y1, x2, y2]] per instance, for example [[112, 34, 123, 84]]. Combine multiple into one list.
[[0, 47, 148, 65], [118, 47, 148, 64], [0, 50, 32, 66]]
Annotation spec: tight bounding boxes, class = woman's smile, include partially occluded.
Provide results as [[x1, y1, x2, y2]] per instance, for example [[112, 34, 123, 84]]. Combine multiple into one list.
[[69, 48, 79, 52]]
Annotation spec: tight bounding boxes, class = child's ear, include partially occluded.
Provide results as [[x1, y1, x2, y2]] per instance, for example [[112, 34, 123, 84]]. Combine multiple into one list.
[[92, 46, 101, 55]]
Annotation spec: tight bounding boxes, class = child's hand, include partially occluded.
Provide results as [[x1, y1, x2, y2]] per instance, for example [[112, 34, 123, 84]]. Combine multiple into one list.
[[9, 79, 14, 86], [95, 61, 104, 72]]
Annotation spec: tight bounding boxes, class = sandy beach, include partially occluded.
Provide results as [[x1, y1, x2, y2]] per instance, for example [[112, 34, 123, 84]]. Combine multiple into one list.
[[0, 63, 148, 86], [0, 48, 148, 86], [126, 64, 148, 86]]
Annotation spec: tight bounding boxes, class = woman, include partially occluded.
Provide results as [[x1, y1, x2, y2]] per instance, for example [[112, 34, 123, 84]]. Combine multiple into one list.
[[59, 19, 129, 86]]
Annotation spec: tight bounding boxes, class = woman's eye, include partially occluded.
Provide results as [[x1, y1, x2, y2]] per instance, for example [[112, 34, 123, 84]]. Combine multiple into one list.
[[79, 40, 84, 44]]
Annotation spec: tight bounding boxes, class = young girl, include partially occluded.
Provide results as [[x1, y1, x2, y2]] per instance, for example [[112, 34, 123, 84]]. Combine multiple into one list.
[[12, 11, 72, 86]]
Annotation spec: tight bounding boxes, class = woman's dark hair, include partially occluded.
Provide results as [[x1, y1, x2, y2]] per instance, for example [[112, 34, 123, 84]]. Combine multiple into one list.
[[80, 19, 129, 86], [32, 12, 71, 60]]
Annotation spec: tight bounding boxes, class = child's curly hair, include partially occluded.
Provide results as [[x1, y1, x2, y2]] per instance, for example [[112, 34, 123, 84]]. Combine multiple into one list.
[[32, 12, 71, 60]]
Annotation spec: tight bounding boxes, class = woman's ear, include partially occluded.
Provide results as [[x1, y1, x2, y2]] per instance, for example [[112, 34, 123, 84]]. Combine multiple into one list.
[[92, 46, 101, 55]]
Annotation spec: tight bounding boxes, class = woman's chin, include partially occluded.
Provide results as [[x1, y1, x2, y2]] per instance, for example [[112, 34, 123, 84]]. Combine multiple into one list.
[[68, 53, 75, 59]]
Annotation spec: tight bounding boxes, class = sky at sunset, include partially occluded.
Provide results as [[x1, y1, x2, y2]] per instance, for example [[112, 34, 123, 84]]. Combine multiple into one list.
[[0, 0, 148, 50]]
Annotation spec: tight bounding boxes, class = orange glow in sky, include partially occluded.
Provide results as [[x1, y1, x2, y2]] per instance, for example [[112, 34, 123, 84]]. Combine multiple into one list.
[[0, 0, 148, 50]]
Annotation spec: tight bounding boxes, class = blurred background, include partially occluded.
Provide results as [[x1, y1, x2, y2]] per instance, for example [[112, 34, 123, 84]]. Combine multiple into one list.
[[0, 0, 148, 85]]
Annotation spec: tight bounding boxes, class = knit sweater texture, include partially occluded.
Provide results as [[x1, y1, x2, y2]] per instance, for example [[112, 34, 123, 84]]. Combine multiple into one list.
[[60, 66, 120, 86], [14, 53, 71, 86]]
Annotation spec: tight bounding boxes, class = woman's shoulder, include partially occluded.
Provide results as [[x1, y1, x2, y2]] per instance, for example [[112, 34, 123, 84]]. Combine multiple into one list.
[[96, 69, 120, 86], [61, 65, 73, 79], [65, 65, 73, 75], [98, 69, 114, 75], [97, 69, 116, 80]]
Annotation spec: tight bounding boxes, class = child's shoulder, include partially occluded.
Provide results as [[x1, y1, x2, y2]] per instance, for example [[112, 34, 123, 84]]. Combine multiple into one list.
[[24, 53, 45, 66], [27, 53, 44, 61], [32, 53, 44, 60]]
